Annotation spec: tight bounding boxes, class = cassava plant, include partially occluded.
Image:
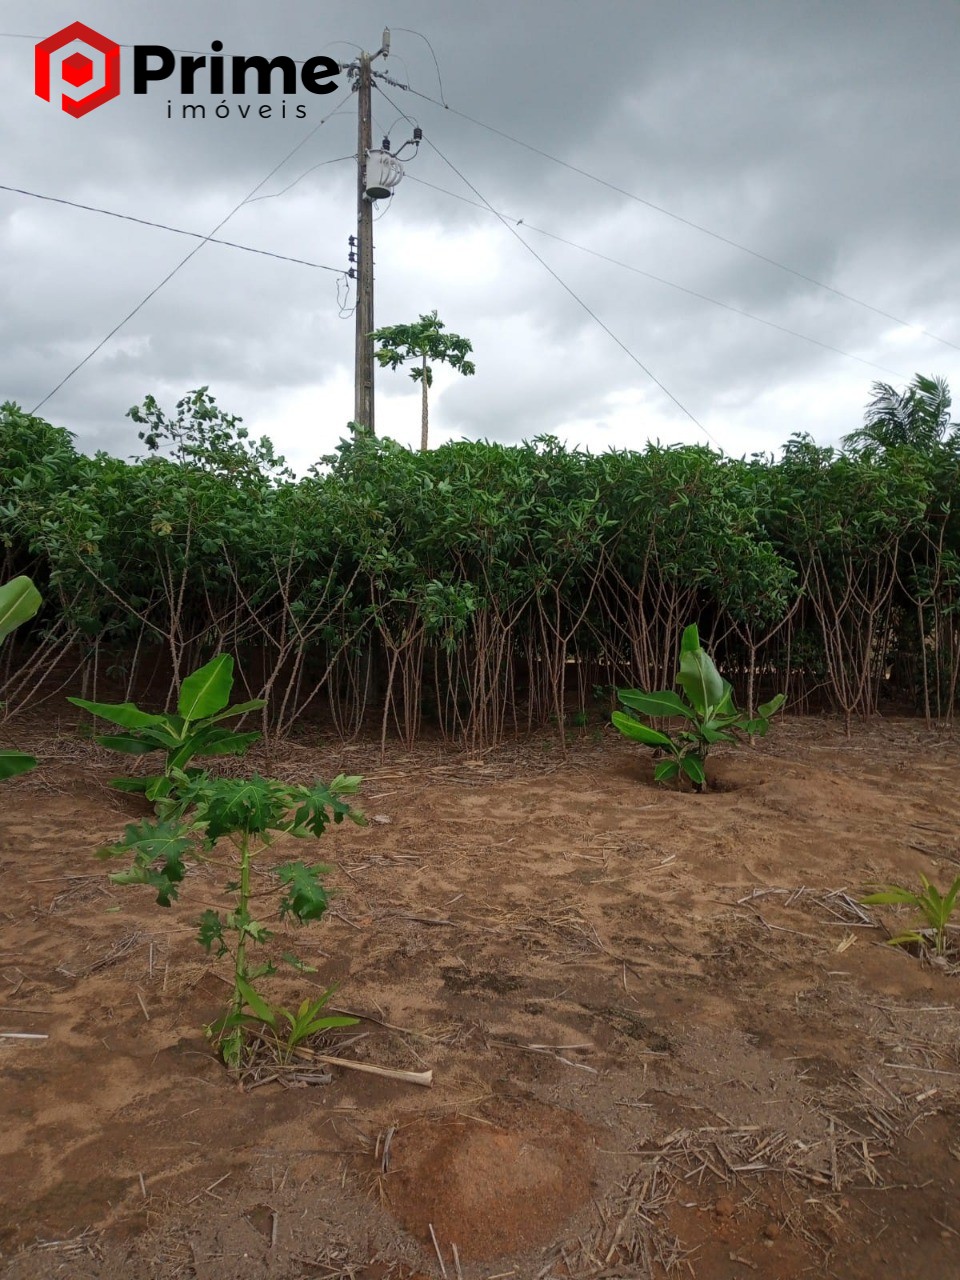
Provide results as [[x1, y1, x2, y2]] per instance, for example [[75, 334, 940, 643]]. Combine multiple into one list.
[[69, 654, 264, 802], [99, 770, 366, 1068], [9, 387, 960, 744], [611, 623, 784, 791], [0, 575, 42, 779], [862, 875, 960, 958]]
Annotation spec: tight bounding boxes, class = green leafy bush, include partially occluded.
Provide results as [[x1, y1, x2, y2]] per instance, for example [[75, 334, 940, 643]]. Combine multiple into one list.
[[612, 623, 784, 791], [69, 654, 264, 801], [100, 771, 366, 1067], [5, 383, 960, 746], [0, 575, 42, 779]]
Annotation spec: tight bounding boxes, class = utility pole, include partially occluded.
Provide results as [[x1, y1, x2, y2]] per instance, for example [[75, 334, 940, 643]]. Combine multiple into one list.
[[348, 31, 419, 438], [353, 49, 375, 434]]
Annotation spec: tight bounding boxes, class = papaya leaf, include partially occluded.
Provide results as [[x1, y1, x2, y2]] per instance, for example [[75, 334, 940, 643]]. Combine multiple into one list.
[[197, 909, 228, 957], [276, 862, 331, 923]]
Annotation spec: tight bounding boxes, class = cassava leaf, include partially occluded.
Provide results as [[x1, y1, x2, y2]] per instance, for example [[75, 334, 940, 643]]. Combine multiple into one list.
[[743, 718, 772, 736]]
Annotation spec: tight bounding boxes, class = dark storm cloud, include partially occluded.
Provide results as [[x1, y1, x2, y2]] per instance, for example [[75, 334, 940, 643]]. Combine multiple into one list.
[[2, 0, 958, 466]]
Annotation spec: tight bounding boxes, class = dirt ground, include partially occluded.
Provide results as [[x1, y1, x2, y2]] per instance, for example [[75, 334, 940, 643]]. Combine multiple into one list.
[[1, 715, 959, 1280]]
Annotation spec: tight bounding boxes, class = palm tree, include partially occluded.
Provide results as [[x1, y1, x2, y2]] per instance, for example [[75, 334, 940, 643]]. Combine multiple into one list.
[[843, 374, 955, 453]]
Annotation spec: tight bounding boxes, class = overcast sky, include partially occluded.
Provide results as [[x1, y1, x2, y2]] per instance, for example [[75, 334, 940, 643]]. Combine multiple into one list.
[[3, 0, 959, 471]]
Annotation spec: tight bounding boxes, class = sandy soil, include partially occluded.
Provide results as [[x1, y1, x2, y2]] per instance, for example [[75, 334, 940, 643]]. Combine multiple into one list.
[[1, 716, 959, 1279]]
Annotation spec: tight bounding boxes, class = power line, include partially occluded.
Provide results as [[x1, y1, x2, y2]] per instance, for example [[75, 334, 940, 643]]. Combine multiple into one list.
[[0, 30, 360, 67], [30, 90, 355, 414], [402, 175, 907, 381], [236, 153, 354, 202], [374, 85, 722, 450], [377, 72, 960, 356], [390, 28, 447, 106], [0, 182, 348, 270]]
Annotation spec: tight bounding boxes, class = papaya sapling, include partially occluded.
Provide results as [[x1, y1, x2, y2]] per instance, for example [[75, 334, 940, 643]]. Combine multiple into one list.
[[100, 770, 365, 1068]]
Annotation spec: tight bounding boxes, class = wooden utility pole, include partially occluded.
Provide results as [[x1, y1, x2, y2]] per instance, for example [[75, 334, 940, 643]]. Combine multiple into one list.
[[354, 51, 375, 434]]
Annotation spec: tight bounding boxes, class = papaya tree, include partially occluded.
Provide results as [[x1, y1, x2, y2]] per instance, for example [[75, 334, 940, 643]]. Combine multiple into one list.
[[371, 311, 475, 451]]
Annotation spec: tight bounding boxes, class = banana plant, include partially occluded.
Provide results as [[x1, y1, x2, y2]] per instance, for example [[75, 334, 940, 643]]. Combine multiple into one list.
[[69, 654, 264, 802], [612, 623, 784, 791], [0, 575, 42, 779]]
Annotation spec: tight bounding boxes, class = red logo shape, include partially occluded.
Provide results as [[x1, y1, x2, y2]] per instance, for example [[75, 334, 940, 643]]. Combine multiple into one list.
[[35, 22, 120, 117]]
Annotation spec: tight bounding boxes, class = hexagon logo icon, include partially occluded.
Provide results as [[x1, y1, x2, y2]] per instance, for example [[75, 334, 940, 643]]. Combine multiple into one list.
[[35, 22, 120, 118]]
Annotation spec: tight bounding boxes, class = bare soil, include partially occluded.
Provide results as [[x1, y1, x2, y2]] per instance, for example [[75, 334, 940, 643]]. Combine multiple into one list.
[[1, 716, 959, 1279]]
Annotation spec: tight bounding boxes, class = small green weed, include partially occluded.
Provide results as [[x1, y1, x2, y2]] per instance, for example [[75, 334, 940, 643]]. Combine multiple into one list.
[[862, 875, 960, 958], [240, 983, 356, 1064]]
